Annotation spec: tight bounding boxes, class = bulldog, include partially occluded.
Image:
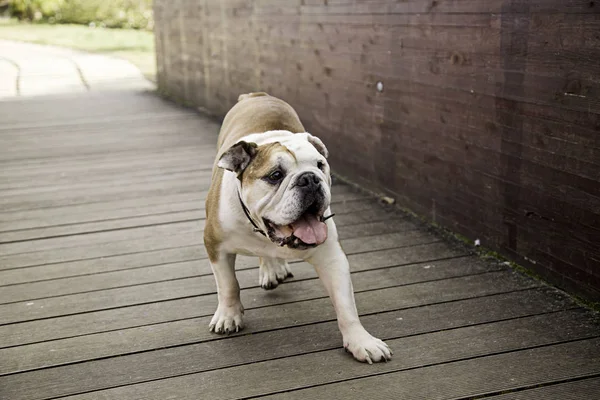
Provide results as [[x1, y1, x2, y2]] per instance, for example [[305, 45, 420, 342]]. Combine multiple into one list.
[[204, 92, 392, 363]]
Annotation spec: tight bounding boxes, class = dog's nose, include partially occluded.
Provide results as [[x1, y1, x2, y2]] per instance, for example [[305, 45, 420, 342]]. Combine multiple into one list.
[[296, 172, 320, 188]]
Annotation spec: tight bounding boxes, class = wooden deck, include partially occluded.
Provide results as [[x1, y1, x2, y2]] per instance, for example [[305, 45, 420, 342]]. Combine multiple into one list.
[[0, 90, 599, 400]]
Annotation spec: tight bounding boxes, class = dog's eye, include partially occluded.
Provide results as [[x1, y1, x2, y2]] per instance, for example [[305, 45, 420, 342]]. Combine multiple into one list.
[[266, 170, 284, 184], [317, 161, 325, 171]]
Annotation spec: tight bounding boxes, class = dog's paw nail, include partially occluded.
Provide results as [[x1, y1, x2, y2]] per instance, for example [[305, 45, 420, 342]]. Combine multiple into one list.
[[209, 305, 245, 334], [344, 332, 391, 364]]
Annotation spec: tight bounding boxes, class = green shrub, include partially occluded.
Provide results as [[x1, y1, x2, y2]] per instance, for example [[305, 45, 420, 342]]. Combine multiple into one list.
[[8, 0, 65, 21], [7, 0, 154, 30]]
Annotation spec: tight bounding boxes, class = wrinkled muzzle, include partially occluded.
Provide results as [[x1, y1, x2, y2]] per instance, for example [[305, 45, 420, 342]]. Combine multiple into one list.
[[263, 171, 330, 249]]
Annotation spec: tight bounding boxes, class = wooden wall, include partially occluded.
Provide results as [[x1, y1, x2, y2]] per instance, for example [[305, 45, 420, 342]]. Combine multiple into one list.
[[153, 0, 600, 302]]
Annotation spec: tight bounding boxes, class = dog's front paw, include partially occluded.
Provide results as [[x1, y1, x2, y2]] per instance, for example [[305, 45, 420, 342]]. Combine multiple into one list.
[[343, 329, 392, 364], [259, 260, 293, 290], [209, 304, 244, 334]]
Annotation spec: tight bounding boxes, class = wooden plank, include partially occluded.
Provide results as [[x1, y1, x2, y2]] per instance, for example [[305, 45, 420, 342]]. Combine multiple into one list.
[[0, 143, 209, 171], [0, 165, 213, 195], [318, 0, 600, 14], [336, 217, 417, 238], [376, 115, 600, 215], [0, 287, 574, 375], [0, 181, 208, 213], [1, 129, 213, 155], [485, 377, 600, 400], [0, 216, 414, 270], [0, 138, 214, 163], [0, 170, 210, 203], [0, 210, 204, 245], [0, 266, 530, 349], [255, 339, 600, 400], [0, 150, 208, 180], [0, 207, 406, 285], [232, 45, 600, 120], [0, 206, 398, 249], [0, 220, 203, 256], [0, 185, 358, 239], [0, 115, 207, 143], [14, 309, 597, 400], [0, 188, 366, 243], [0, 192, 206, 223], [0, 241, 465, 324], [0, 92, 192, 125], [0, 201, 204, 234], [0, 246, 204, 286], [0, 230, 437, 303], [0, 194, 381, 229], [0, 231, 203, 270]]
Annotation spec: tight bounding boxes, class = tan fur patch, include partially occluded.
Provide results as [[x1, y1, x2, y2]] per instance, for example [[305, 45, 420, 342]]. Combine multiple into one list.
[[241, 142, 295, 187], [217, 93, 305, 152], [204, 167, 223, 263]]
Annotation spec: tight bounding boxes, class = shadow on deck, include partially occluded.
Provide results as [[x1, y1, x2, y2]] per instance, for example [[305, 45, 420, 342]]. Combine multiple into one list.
[[0, 90, 599, 400]]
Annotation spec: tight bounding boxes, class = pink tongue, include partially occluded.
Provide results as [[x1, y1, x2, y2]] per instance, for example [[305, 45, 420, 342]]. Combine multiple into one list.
[[292, 214, 328, 245]]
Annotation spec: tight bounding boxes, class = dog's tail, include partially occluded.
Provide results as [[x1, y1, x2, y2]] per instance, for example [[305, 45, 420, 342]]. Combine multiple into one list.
[[238, 92, 269, 102]]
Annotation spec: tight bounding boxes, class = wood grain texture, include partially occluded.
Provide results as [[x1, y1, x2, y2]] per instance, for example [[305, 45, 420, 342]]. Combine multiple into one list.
[[1, 88, 597, 399], [0, 287, 574, 375], [0, 230, 436, 303], [0, 267, 533, 349], [484, 377, 600, 399], [256, 338, 600, 400], [42, 311, 599, 400], [0, 241, 465, 324], [153, 0, 600, 301]]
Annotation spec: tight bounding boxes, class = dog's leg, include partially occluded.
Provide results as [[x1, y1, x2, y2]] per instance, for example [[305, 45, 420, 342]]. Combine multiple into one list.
[[259, 257, 293, 290], [307, 238, 392, 363], [209, 252, 245, 334]]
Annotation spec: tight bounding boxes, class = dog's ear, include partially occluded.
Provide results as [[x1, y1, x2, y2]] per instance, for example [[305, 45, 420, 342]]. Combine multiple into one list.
[[218, 141, 258, 173], [306, 133, 329, 159]]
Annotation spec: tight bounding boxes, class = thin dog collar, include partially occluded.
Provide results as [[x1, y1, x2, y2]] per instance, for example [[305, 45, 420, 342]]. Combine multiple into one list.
[[237, 191, 267, 236]]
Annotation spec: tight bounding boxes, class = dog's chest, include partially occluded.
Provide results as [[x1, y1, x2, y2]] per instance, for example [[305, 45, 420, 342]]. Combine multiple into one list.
[[222, 231, 306, 259]]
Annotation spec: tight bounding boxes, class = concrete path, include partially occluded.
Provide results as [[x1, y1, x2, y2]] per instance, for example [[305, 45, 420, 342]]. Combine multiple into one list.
[[0, 40, 153, 98]]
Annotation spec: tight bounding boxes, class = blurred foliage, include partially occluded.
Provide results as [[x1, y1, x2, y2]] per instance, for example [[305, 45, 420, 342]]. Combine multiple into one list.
[[7, 0, 154, 30]]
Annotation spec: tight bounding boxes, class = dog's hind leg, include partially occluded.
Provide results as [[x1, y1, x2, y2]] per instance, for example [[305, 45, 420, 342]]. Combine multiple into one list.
[[259, 257, 293, 290]]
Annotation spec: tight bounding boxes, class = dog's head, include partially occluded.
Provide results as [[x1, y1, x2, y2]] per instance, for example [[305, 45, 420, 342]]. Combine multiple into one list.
[[218, 130, 331, 249]]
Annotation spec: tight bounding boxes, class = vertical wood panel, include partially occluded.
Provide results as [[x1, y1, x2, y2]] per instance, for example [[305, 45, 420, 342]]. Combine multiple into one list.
[[153, 0, 600, 302]]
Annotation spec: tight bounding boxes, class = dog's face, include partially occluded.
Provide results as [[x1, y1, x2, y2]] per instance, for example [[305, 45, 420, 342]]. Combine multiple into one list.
[[218, 130, 331, 249]]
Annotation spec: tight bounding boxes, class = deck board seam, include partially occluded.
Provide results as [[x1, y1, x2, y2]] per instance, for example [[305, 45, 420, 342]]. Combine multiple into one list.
[[0, 286, 548, 351], [34, 335, 600, 400], [0, 224, 424, 270], [0, 243, 453, 304], [0, 205, 401, 241], [0, 236, 447, 287], [451, 373, 600, 400], [0, 307, 582, 378], [0, 264, 503, 327], [238, 339, 600, 400]]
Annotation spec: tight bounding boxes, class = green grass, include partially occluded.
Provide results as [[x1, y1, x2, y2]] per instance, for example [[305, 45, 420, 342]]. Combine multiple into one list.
[[0, 19, 156, 81]]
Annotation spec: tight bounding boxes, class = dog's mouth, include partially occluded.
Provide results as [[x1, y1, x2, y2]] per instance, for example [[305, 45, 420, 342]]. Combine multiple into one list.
[[263, 204, 330, 249]]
